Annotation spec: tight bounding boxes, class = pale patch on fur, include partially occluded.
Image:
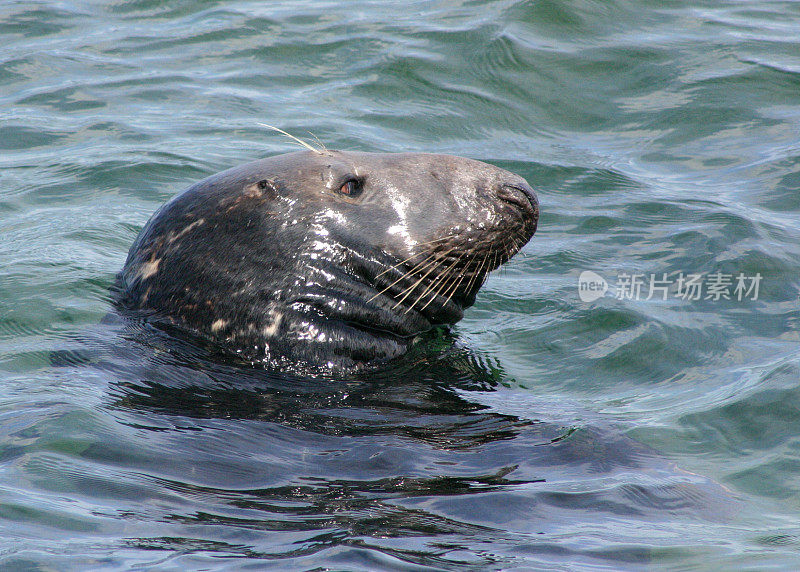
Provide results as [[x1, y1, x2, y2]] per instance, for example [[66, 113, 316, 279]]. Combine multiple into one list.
[[211, 318, 229, 332], [321, 209, 347, 224], [168, 218, 206, 244], [387, 194, 417, 247], [324, 169, 336, 189], [261, 311, 283, 337], [387, 224, 415, 245], [139, 257, 161, 280], [243, 182, 264, 198]]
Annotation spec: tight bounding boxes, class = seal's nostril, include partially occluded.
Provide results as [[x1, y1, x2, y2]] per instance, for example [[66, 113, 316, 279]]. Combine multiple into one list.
[[499, 183, 539, 218]]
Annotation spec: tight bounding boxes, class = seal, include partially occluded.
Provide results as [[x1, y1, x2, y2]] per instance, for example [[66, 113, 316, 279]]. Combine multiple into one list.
[[115, 148, 538, 372]]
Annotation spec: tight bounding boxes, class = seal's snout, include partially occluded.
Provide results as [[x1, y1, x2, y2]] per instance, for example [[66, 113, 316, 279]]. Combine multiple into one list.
[[498, 182, 539, 224]]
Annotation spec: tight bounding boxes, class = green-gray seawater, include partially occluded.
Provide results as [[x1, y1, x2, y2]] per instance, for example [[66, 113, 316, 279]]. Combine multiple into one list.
[[2, 1, 800, 569]]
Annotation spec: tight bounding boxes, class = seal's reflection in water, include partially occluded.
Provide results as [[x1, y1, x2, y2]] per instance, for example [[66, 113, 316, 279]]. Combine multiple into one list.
[[96, 321, 732, 569]]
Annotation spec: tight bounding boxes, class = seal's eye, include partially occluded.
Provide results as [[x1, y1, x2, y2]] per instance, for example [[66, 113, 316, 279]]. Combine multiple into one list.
[[337, 178, 363, 198]]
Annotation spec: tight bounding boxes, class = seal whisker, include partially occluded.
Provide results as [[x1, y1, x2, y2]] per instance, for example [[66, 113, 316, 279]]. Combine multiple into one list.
[[500, 237, 514, 264], [391, 247, 458, 310], [410, 253, 465, 313], [465, 244, 491, 295], [307, 131, 328, 152], [368, 247, 452, 303], [416, 253, 469, 313], [258, 123, 323, 154], [510, 234, 524, 256], [479, 246, 495, 286], [512, 234, 525, 257], [392, 250, 460, 310], [482, 246, 499, 286], [440, 258, 472, 308], [419, 245, 482, 311], [373, 235, 455, 280]]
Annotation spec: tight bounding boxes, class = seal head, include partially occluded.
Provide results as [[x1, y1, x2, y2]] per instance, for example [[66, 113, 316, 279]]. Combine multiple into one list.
[[116, 150, 538, 371]]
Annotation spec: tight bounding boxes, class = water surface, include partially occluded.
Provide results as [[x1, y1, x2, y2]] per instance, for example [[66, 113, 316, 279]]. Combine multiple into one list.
[[2, 1, 800, 569]]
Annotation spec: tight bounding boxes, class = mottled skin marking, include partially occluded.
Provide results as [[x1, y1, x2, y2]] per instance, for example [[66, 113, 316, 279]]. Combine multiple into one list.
[[138, 256, 161, 280], [261, 312, 283, 337], [133, 219, 207, 285], [167, 218, 205, 244], [115, 150, 538, 372]]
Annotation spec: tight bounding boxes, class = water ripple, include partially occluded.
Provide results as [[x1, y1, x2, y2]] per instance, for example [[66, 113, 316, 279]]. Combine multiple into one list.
[[3, 0, 800, 569]]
